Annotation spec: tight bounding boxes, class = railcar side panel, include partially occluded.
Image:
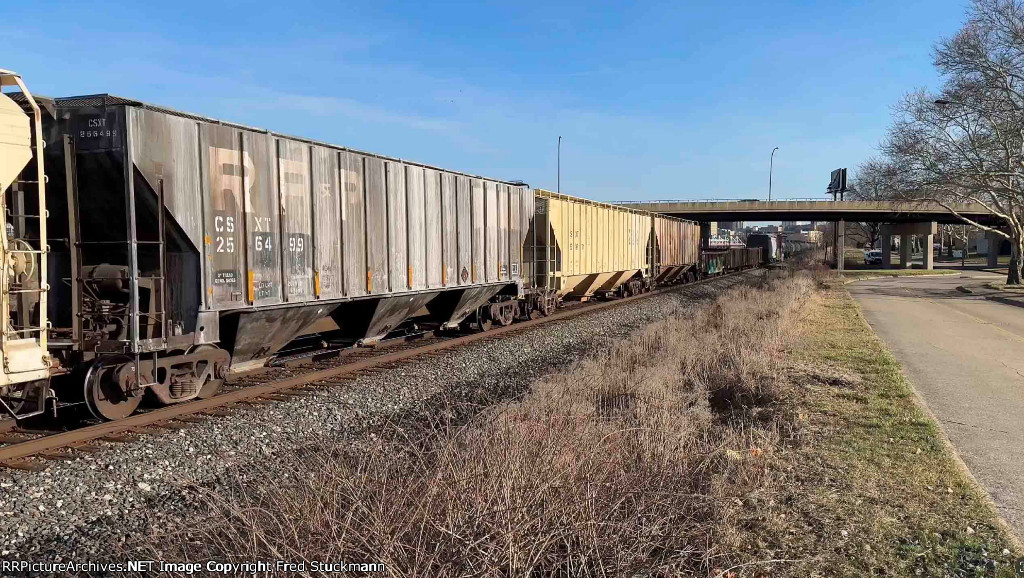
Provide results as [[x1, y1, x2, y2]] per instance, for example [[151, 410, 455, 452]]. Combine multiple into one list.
[[471, 178, 485, 284], [277, 139, 313, 302], [407, 165, 428, 291], [423, 168, 443, 289], [128, 108, 204, 251], [386, 162, 408, 291], [505, 185, 517, 280], [364, 157, 388, 294], [440, 172, 458, 287], [201, 124, 245, 309], [311, 146, 342, 299], [340, 152, 367, 298], [484, 181, 498, 282], [456, 175, 472, 286], [241, 131, 282, 305]]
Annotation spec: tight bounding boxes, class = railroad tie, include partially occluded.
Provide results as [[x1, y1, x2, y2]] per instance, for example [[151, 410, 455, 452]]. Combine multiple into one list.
[[37, 451, 75, 461], [1, 460, 47, 472], [198, 408, 234, 417], [98, 434, 135, 443]]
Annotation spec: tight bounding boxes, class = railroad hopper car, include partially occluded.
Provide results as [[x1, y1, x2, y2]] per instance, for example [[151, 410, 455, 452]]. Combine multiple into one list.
[[701, 247, 763, 276], [652, 214, 701, 284], [27, 94, 534, 419], [746, 233, 780, 262], [527, 190, 649, 301], [0, 72, 715, 423], [523, 191, 700, 301]]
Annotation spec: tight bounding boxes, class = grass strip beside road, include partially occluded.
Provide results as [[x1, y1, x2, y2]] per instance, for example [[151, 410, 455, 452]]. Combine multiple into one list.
[[840, 268, 959, 282], [753, 279, 1021, 575]]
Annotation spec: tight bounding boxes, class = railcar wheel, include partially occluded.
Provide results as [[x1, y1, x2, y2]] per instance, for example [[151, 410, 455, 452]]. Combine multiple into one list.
[[83, 357, 143, 421], [475, 310, 493, 332], [497, 305, 514, 326]]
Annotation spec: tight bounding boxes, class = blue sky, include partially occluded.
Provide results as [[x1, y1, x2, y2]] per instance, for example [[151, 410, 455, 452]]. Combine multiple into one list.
[[3, 0, 967, 201]]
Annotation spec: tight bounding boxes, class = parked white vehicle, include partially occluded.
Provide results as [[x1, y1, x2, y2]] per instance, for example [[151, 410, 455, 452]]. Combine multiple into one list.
[[864, 250, 883, 265]]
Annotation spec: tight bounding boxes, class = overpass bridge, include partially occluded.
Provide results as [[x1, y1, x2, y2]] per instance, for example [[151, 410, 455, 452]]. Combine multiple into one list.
[[616, 199, 1003, 270], [616, 199, 1000, 225]]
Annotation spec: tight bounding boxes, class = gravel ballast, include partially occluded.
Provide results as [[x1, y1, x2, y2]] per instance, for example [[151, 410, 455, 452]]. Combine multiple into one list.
[[0, 272, 761, 563]]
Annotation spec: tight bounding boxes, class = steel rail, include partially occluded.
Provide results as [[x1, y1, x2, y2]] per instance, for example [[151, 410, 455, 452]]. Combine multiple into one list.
[[0, 268, 761, 467]]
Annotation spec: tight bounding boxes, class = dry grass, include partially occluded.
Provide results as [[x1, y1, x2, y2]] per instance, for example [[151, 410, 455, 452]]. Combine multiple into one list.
[[140, 271, 816, 576], [136, 264, 1022, 576]]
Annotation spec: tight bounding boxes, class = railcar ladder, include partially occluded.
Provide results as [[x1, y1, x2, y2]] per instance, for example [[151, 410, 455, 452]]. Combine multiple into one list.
[[0, 69, 52, 419], [65, 133, 169, 366]]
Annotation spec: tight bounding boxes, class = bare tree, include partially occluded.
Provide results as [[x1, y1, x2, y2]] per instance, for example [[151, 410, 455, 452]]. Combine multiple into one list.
[[846, 222, 881, 249], [846, 166, 887, 249], [875, 0, 1024, 284]]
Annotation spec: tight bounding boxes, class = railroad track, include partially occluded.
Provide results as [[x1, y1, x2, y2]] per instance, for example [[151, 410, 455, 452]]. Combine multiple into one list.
[[0, 269, 762, 471]]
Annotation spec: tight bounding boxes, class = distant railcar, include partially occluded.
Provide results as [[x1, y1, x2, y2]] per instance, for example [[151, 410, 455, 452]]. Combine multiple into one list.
[[652, 214, 701, 284], [745, 233, 780, 262], [524, 190, 654, 301], [701, 247, 763, 275]]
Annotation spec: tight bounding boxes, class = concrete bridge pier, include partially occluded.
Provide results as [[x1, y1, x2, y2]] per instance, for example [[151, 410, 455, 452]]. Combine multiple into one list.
[[881, 222, 937, 270], [832, 220, 846, 271], [987, 231, 1003, 268], [923, 230, 935, 269], [900, 234, 913, 269]]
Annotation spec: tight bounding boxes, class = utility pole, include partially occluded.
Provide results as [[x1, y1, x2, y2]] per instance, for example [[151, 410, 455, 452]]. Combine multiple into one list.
[[769, 147, 779, 202], [557, 136, 562, 195]]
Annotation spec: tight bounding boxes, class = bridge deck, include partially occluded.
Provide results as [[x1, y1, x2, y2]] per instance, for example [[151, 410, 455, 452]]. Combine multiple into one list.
[[617, 200, 999, 225]]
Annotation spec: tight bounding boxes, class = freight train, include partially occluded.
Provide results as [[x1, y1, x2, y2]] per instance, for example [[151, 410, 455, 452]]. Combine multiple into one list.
[[0, 70, 761, 421]]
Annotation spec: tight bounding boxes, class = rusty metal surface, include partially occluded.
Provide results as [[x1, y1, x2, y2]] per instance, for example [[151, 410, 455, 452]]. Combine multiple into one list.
[[653, 214, 700, 269]]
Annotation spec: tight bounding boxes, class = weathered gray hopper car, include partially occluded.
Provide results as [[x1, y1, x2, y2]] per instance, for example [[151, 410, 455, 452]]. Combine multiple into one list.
[[37, 95, 531, 418]]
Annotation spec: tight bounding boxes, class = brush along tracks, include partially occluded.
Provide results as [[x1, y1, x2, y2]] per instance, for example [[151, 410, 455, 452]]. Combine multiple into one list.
[[0, 270, 762, 470]]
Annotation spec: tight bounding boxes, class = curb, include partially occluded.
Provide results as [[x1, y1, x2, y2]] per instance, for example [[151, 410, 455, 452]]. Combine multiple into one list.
[[986, 295, 1024, 310], [842, 272, 959, 285]]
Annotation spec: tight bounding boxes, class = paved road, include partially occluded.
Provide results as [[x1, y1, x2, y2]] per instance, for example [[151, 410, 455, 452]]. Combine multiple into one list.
[[849, 273, 1024, 540]]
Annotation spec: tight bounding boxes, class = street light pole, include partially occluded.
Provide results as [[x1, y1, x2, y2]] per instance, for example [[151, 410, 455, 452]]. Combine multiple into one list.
[[769, 146, 779, 202], [557, 136, 562, 195]]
